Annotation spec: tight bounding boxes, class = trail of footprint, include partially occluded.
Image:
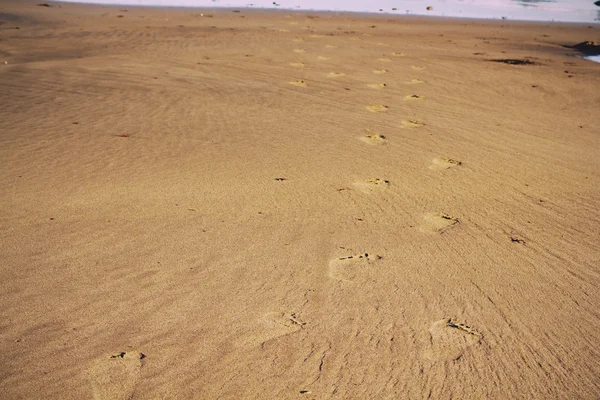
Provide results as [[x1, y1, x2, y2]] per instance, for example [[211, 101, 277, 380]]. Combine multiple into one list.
[[425, 318, 482, 361], [353, 178, 390, 193], [293, 37, 304, 42], [430, 158, 462, 170], [328, 253, 382, 282], [391, 52, 405, 57], [373, 69, 388, 74], [366, 105, 389, 113], [289, 80, 307, 87], [289, 62, 305, 68], [88, 351, 145, 400], [294, 49, 306, 53], [412, 65, 426, 70], [327, 72, 346, 77], [359, 130, 387, 145], [401, 120, 425, 128], [367, 83, 387, 89], [405, 94, 424, 101], [406, 79, 425, 84], [420, 213, 459, 233]]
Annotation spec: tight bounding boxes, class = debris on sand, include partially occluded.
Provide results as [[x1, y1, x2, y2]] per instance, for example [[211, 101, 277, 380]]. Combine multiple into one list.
[[568, 41, 600, 56]]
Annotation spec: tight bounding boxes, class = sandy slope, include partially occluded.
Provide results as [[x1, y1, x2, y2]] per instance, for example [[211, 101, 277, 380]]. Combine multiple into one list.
[[1, 1, 599, 398]]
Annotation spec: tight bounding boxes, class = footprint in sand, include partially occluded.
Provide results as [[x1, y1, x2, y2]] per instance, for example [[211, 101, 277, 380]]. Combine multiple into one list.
[[401, 120, 425, 128], [327, 72, 346, 77], [412, 65, 426, 70], [373, 69, 388, 74], [310, 34, 325, 38], [353, 178, 390, 193], [366, 105, 389, 113], [328, 253, 382, 282], [325, 44, 337, 48], [391, 52, 405, 57], [289, 80, 307, 87], [293, 37, 304, 42], [420, 213, 459, 233], [289, 21, 299, 25], [359, 130, 387, 145], [429, 158, 462, 170], [425, 318, 482, 361], [367, 83, 387, 89], [258, 312, 305, 343], [88, 351, 145, 400], [317, 56, 331, 60], [293, 49, 306, 54], [378, 58, 392, 62], [405, 94, 424, 101], [406, 79, 425, 84], [289, 62, 305, 68]]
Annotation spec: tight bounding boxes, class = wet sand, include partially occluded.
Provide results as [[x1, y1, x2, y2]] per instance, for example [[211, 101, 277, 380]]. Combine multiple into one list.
[[1, 1, 599, 398]]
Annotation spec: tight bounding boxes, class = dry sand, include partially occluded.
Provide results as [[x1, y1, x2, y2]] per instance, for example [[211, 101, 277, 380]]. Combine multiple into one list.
[[1, 1, 600, 398]]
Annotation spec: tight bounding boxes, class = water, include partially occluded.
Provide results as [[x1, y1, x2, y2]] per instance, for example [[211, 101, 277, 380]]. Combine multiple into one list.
[[55, 0, 600, 23]]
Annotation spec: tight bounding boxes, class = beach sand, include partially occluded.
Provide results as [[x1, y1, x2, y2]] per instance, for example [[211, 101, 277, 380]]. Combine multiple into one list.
[[1, 1, 599, 398]]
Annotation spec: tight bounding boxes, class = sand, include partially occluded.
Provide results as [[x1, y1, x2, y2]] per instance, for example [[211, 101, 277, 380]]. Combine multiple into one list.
[[1, 1, 599, 398]]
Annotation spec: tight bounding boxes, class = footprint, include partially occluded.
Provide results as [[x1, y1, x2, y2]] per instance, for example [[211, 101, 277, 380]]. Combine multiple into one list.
[[405, 94, 424, 100], [366, 105, 389, 113], [88, 351, 145, 400], [359, 130, 387, 145], [278, 29, 290, 32], [391, 52, 405, 57], [244, 312, 305, 345], [367, 83, 387, 89], [401, 120, 425, 128], [317, 56, 331, 60], [289, 21, 299, 25], [378, 58, 392, 62], [289, 62, 305, 68], [425, 318, 482, 361], [327, 72, 346, 77], [373, 69, 388, 74], [353, 178, 390, 193], [429, 158, 462, 170], [376, 42, 388, 46], [325, 44, 337, 48], [310, 34, 325, 38], [294, 49, 306, 53], [412, 65, 426, 70], [406, 79, 425, 84], [289, 80, 307, 87], [328, 253, 382, 282], [293, 37, 304, 42], [420, 213, 459, 233]]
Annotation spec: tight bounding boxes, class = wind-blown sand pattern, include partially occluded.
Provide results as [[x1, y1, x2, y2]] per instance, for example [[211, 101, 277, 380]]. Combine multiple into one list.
[[1, 2, 600, 399]]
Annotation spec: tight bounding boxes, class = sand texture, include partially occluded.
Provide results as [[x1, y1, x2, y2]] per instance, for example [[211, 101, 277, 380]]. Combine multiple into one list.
[[1, 1, 600, 398]]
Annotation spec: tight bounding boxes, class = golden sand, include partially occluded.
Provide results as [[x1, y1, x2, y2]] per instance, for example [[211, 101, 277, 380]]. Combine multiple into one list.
[[1, 1, 599, 398]]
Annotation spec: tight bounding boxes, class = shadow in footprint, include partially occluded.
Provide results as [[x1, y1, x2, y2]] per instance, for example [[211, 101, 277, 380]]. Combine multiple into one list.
[[359, 130, 387, 145], [420, 213, 459, 233], [429, 158, 462, 170], [88, 351, 145, 400], [289, 80, 307, 87], [425, 318, 482, 361], [329, 253, 382, 282], [401, 120, 425, 128], [366, 105, 389, 113]]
